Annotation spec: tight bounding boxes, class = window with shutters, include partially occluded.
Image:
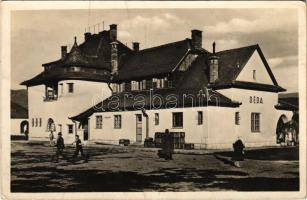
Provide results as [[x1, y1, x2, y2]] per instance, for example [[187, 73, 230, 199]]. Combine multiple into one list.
[[235, 112, 240, 125]]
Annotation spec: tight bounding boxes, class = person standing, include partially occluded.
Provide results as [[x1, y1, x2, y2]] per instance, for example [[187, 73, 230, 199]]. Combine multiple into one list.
[[163, 129, 174, 160], [232, 137, 245, 167], [72, 135, 87, 162], [54, 132, 65, 162]]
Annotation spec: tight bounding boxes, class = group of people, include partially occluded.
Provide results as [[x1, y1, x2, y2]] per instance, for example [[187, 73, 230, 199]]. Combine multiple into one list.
[[49, 132, 87, 163]]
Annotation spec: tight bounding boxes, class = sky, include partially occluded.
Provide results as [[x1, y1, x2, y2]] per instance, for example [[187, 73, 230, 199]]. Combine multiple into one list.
[[11, 8, 298, 92]]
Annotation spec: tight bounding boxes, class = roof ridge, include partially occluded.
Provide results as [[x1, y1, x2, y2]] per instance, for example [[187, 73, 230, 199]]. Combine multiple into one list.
[[216, 44, 258, 54], [137, 39, 190, 53]]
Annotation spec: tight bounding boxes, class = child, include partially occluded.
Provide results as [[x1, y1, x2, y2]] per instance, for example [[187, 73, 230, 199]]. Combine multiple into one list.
[[72, 135, 87, 162], [53, 132, 66, 162]]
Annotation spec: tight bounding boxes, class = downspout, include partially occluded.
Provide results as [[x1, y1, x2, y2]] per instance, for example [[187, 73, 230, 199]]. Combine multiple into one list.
[[141, 108, 149, 139]]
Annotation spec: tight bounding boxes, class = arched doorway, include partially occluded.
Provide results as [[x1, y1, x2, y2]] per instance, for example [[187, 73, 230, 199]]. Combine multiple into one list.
[[20, 120, 28, 134], [276, 115, 288, 144], [20, 120, 29, 140], [47, 118, 56, 139]]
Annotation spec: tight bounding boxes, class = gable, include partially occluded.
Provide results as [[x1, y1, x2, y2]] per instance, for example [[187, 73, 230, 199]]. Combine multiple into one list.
[[236, 50, 274, 85]]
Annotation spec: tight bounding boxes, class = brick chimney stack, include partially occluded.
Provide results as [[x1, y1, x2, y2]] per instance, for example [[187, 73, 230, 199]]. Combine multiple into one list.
[[109, 24, 117, 42], [209, 42, 219, 83], [61, 46, 67, 58], [132, 42, 140, 51], [110, 24, 118, 75], [84, 32, 91, 42], [191, 29, 202, 49]]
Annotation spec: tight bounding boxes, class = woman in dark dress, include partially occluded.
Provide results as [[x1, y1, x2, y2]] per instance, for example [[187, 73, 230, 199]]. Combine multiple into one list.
[[232, 138, 245, 167]]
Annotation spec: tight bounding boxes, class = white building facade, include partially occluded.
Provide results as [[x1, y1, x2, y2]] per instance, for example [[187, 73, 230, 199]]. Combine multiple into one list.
[[23, 24, 296, 148]]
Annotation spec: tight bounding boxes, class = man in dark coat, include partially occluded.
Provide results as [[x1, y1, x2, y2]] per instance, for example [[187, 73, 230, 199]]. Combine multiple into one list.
[[72, 135, 87, 162], [54, 132, 66, 162], [162, 129, 174, 160], [232, 137, 245, 167]]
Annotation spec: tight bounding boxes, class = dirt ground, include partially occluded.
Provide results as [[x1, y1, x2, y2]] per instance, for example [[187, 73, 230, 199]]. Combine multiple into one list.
[[11, 141, 299, 192]]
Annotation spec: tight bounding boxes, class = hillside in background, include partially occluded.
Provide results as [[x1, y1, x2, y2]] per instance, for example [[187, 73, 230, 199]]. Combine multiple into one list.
[[11, 89, 28, 118]]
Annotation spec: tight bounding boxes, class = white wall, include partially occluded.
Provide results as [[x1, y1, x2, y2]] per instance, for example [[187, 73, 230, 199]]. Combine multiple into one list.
[[217, 88, 293, 148], [85, 88, 294, 149], [28, 80, 111, 143], [89, 107, 210, 146], [236, 51, 274, 85]]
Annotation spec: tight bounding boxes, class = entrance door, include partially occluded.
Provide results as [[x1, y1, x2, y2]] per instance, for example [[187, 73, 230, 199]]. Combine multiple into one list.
[[83, 122, 89, 141], [136, 114, 142, 143]]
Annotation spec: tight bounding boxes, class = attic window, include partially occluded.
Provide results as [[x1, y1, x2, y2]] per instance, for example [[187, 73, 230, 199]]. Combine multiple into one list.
[[253, 70, 256, 80]]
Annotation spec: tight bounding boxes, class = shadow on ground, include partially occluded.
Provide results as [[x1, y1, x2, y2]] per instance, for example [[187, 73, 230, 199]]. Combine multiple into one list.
[[11, 167, 299, 192], [215, 147, 299, 161], [11, 142, 300, 192]]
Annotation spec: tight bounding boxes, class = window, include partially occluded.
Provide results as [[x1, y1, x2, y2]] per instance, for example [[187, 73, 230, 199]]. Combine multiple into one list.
[[120, 83, 125, 92], [197, 111, 203, 125], [47, 118, 55, 132], [114, 115, 122, 129], [154, 113, 159, 125], [131, 81, 138, 91], [68, 124, 74, 134], [39, 118, 42, 127], [67, 83, 74, 93], [235, 112, 240, 125], [253, 70, 256, 80], [32, 118, 34, 127], [35, 118, 38, 127], [153, 78, 168, 89], [251, 113, 260, 132], [173, 112, 183, 128], [96, 115, 103, 129], [140, 80, 146, 90]]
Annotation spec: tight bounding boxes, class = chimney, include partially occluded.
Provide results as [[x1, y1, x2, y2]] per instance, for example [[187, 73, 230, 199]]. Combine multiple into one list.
[[191, 29, 202, 49], [61, 46, 67, 58], [109, 24, 117, 42], [84, 32, 91, 41], [132, 42, 140, 51], [209, 42, 219, 83], [212, 41, 216, 54], [110, 42, 118, 75]]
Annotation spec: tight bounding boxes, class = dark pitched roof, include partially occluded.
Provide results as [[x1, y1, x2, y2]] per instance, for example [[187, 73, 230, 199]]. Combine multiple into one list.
[[43, 32, 132, 70], [209, 81, 286, 92], [206, 44, 284, 92], [115, 39, 192, 81], [177, 54, 210, 89], [213, 44, 257, 84], [276, 92, 299, 110], [11, 89, 28, 118], [275, 100, 298, 111], [70, 88, 241, 121], [21, 70, 110, 86]]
